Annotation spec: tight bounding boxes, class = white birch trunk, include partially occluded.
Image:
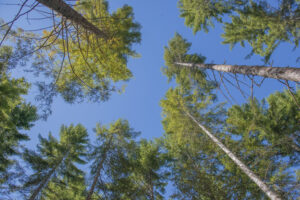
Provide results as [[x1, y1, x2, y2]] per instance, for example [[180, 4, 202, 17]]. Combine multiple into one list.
[[175, 62, 300, 82], [184, 110, 282, 200]]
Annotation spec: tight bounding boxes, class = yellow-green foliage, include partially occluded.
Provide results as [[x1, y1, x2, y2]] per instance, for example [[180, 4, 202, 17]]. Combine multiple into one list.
[[0, 46, 29, 129], [39, 0, 141, 102]]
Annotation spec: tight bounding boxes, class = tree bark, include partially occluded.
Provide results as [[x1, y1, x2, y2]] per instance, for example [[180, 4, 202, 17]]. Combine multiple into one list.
[[175, 62, 300, 82], [86, 137, 113, 200], [184, 110, 282, 200], [36, 0, 106, 38], [149, 172, 155, 200], [29, 151, 70, 200], [29, 167, 56, 200]]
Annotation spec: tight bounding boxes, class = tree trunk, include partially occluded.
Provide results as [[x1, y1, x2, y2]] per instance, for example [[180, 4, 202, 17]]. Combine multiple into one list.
[[86, 137, 113, 200], [29, 151, 70, 200], [149, 172, 155, 200], [29, 167, 55, 200], [175, 62, 300, 82], [36, 0, 106, 38], [184, 110, 282, 200]]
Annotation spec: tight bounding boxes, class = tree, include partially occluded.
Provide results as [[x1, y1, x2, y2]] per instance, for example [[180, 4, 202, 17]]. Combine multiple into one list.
[[86, 119, 140, 200], [1, 0, 141, 117], [185, 110, 281, 200], [0, 45, 38, 192], [23, 124, 88, 200], [175, 62, 300, 82], [161, 86, 252, 199], [225, 90, 300, 199], [162, 37, 233, 199], [36, 0, 106, 37], [0, 0, 105, 48], [178, 0, 300, 61], [161, 37, 284, 199], [128, 139, 169, 200], [166, 33, 300, 85], [41, 0, 141, 103], [161, 85, 284, 199]]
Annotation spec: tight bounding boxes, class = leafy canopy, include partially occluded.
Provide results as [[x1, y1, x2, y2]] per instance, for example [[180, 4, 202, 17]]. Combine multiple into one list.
[[37, 0, 141, 104], [178, 0, 300, 61]]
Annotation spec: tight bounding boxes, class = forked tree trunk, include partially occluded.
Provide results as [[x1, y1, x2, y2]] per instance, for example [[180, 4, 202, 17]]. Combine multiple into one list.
[[175, 62, 300, 82], [184, 110, 282, 200], [36, 0, 106, 37]]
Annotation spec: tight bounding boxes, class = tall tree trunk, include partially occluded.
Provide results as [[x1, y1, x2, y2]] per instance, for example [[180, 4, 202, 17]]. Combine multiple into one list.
[[149, 172, 155, 200], [175, 62, 300, 82], [36, 0, 106, 38], [29, 167, 56, 200], [86, 137, 113, 200], [184, 110, 282, 200], [29, 151, 69, 200]]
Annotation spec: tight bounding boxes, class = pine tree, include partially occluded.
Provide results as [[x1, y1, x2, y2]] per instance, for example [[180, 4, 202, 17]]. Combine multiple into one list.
[[165, 33, 300, 83], [161, 87, 238, 199], [178, 0, 300, 61], [128, 139, 169, 200], [23, 124, 88, 200], [161, 36, 285, 199], [225, 90, 300, 199], [86, 119, 139, 200], [0, 45, 38, 191]]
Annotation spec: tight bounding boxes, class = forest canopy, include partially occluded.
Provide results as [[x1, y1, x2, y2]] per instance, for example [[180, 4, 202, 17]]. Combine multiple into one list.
[[0, 0, 299, 199]]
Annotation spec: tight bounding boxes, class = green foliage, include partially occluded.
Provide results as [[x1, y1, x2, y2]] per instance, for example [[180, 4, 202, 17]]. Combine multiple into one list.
[[178, 0, 300, 61], [36, 0, 141, 104], [0, 46, 30, 129], [128, 139, 169, 200], [161, 87, 230, 199], [161, 34, 299, 198], [88, 119, 140, 199], [0, 45, 37, 185], [88, 120, 169, 200], [226, 90, 300, 198], [178, 0, 233, 33], [162, 41, 229, 198], [160, 77, 298, 199], [163, 33, 216, 95], [23, 124, 89, 199], [222, 1, 300, 61], [227, 90, 300, 159], [41, 177, 86, 200]]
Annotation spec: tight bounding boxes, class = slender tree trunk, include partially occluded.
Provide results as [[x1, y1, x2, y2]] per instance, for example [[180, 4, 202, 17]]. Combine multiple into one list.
[[184, 110, 282, 200], [29, 167, 56, 200], [175, 62, 300, 82], [29, 151, 69, 200], [149, 172, 155, 200], [86, 137, 113, 200], [36, 0, 106, 38]]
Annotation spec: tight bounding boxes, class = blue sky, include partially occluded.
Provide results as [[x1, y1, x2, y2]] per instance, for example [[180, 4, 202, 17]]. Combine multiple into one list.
[[1, 0, 299, 197], [22, 0, 298, 142], [1, 0, 298, 141]]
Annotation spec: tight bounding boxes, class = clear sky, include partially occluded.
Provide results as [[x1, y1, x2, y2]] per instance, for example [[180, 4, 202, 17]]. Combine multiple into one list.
[[0, 0, 299, 197]]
